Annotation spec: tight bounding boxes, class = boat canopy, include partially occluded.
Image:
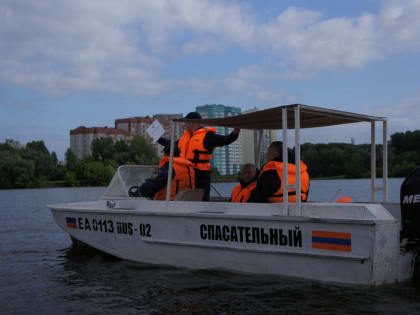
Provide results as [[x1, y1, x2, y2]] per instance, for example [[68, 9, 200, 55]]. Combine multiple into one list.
[[175, 104, 386, 130], [166, 103, 388, 207]]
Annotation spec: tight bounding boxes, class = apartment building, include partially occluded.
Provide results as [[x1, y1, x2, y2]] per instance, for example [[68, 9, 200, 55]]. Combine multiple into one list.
[[115, 114, 183, 156], [70, 126, 130, 160], [241, 108, 278, 167], [196, 104, 242, 175]]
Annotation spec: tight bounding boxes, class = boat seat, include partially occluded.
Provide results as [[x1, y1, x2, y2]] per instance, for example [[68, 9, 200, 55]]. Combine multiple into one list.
[[174, 189, 204, 201]]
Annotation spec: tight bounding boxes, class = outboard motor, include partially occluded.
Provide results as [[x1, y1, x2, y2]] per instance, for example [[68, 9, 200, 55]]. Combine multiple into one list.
[[401, 165, 420, 245], [401, 166, 420, 279]]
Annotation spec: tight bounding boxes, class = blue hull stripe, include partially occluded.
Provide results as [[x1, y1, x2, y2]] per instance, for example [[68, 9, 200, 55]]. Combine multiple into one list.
[[312, 237, 351, 246]]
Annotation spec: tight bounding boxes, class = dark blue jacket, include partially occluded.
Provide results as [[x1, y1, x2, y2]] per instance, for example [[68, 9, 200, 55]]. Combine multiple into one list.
[[139, 163, 175, 199]]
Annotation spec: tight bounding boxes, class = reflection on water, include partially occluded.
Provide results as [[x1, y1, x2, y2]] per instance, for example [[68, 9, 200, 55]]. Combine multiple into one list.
[[1, 181, 419, 314], [53, 242, 420, 314]]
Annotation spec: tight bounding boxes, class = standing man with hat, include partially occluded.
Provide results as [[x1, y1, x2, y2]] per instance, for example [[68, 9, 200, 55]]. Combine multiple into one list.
[[158, 111, 240, 201]]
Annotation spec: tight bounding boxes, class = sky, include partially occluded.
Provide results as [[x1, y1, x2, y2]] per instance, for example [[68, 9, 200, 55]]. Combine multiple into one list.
[[1, 0, 420, 160]]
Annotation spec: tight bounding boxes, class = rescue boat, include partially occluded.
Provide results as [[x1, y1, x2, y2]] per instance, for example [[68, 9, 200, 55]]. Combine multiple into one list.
[[49, 104, 416, 285]]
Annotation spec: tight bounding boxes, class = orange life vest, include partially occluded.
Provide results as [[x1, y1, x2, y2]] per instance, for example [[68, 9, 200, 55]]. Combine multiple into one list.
[[178, 127, 217, 171], [260, 160, 310, 203], [154, 156, 195, 200], [231, 180, 257, 203]]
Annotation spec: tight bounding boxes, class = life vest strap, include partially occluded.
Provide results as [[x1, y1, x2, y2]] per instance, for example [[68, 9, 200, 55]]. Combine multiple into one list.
[[187, 166, 193, 189], [192, 151, 211, 165], [196, 149, 212, 155], [195, 159, 210, 164]]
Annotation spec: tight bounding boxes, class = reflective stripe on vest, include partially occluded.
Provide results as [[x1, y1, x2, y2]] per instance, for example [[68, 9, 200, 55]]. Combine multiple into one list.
[[260, 160, 310, 203], [178, 127, 217, 171], [231, 180, 257, 203], [154, 156, 196, 200]]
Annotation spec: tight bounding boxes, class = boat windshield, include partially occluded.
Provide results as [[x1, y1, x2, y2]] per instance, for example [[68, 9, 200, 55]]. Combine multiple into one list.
[[102, 165, 157, 198]]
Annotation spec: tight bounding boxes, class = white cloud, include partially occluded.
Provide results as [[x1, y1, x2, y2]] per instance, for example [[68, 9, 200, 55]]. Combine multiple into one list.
[[224, 76, 297, 104], [1, 0, 420, 97], [0, 0, 167, 96], [294, 91, 420, 145], [182, 38, 224, 55], [374, 93, 420, 135], [238, 0, 420, 77]]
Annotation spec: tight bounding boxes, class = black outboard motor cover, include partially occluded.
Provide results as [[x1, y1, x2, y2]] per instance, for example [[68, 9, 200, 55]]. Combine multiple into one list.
[[401, 165, 420, 241]]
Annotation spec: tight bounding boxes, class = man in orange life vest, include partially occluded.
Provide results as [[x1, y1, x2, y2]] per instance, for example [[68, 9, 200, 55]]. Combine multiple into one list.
[[230, 163, 258, 203], [158, 111, 240, 201], [129, 146, 195, 200], [248, 141, 310, 203]]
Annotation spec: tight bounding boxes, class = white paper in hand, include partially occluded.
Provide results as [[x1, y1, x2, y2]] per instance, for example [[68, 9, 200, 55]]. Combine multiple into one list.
[[146, 119, 165, 142]]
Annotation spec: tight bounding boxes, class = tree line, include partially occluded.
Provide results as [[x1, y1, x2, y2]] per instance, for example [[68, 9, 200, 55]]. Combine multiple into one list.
[[0, 130, 419, 189], [299, 130, 420, 179], [0, 136, 158, 189], [64, 136, 159, 187]]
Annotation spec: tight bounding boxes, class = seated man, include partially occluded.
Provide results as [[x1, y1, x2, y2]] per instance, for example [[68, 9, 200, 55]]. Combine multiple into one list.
[[129, 146, 195, 200], [230, 163, 258, 203], [248, 141, 309, 203]]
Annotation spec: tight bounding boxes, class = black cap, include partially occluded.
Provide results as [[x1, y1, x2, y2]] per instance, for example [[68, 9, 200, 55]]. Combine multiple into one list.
[[185, 112, 202, 120]]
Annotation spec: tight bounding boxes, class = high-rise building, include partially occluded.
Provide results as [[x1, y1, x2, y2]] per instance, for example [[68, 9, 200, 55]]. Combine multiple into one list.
[[196, 104, 242, 175], [241, 108, 278, 168], [70, 126, 130, 160], [115, 114, 183, 156]]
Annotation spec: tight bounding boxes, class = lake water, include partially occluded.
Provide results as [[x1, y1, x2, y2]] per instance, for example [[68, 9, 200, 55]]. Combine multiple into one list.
[[2, 179, 420, 314]]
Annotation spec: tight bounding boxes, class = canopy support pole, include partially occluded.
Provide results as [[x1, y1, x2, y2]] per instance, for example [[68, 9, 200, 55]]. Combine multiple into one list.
[[166, 120, 176, 201], [256, 129, 263, 168], [282, 107, 289, 208], [383, 120, 388, 203], [371, 121, 376, 202], [295, 105, 301, 215]]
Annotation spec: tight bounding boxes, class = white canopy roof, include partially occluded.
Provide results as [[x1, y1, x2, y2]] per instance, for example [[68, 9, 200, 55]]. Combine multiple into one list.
[[175, 104, 385, 130]]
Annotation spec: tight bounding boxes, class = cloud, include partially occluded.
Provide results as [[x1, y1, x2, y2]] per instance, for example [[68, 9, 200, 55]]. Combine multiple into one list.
[[182, 38, 224, 55], [374, 93, 420, 135], [256, 0, 420, 72], [0, 0, 167, 96], [1, 0, 420, 98], [294, 91, 420, 146]]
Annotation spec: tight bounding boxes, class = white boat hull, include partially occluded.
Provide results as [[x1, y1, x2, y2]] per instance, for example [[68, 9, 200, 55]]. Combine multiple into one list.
[[50, 199, 414, 286]]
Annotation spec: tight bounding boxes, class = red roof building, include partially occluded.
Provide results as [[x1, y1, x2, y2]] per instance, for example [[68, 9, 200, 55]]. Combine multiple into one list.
[[70, 126, 131, 159]]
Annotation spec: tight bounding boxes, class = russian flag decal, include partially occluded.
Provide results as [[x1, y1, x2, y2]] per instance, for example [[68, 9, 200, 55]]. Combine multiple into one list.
[[66, 217, 77, 228], [312, 230, 351, 252]]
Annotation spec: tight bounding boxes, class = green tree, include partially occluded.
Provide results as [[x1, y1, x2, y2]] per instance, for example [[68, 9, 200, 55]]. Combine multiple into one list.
[[51, 152, 58, 166], [26, 140, 49, 154], [74, 158, 115, 186], [91, 137, 115, 162], [23, 140, 54, 180], [113, 140, 130, 165], [65, 148, 77, 170], [389, 130, 420, 177], [0, 151, 35, 188], [52, 164, 67, 181], [64, 171, 79, 187], [390, 151, 420, 177], [114, 140, 129, 153], [343, 151, 365, 178], [129, 135, 159, 165]]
